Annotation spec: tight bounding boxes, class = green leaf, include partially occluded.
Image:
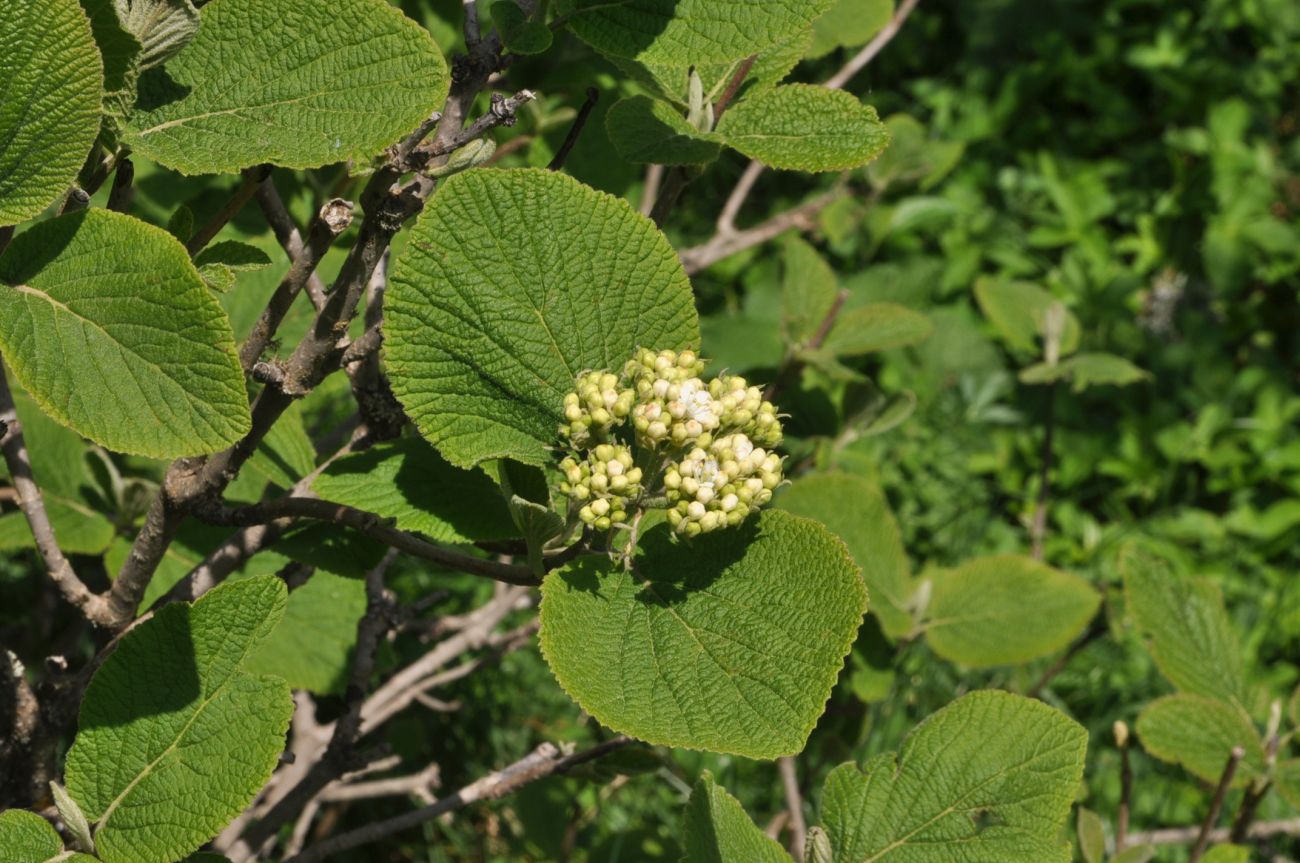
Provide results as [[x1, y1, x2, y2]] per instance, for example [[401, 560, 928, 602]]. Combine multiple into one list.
[[556, 0, 833, 64], [124, 0, 448, 174], [194, 240, 274, 273], [781, 236, 838, 347], [821, 690, 1087, 862], [776, 472, 914, 640], [715, 85, 890, 172], [0, 390, 87, 498], [114, 0, 200, 69], [51, 779, 95, 854], [312, 438, 519, 543], [923, 555, 1099, 668], [64, 577, 294, 863], [614, 32, 811, 109], [1135, 694, 1264, 787], [244, 570, 366, 694], [539, 510, 866, 758], [0, 809, 97, 863], [1019, 353, 1149, 391], [0, 209, 251, 458], [808, 0, 892, 58], [1201, 846, 1251, 863], [973, 278, 1081, 357], [0, 495, 115, 555], [0, 0, 104, 224], [866, 114, 964, 191], [79, 0, 144, 136], [276, 522, 385, 579], [821, 303, 934, 356], [1122, 548, 1246, 707], [682, 772, 791, 863], [385, 168, 699, 469], [491, 1, 552, 55], [806, 827, 834, 863], [1275, 758, 1300, 809], [605, 96, 722, 165], [246, 402, 314, 489], [1076, 807, 1106, 863]]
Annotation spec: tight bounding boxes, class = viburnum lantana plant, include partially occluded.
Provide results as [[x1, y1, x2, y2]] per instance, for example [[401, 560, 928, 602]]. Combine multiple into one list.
[[0, 0, 1103, 860]]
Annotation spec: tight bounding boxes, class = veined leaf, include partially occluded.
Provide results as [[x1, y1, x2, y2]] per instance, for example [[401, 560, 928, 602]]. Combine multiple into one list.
[[777, 472, 914, 640], [683, 772, 791, 863], [0, 209, 251, 458], [539, 510, 866, 758], [244, 569, 366, 694], [556, 0, 833, 64], [312, 438, 520, 543], [124, 0, 448, 174], [0, 809, 97, 863], [923, 555, 1099, 668], [1122, 548, 1246, 707], [385, 168, 699, 469], [1135, 694, 1264, 787], [716, 85, 890, 172], [114, 0, 200, 69], [821, 303, 933, 356], [0, 0, 104, 224], [821, 690, 1087, 862], [0, 494, 115, 555], [1076, 807, 1106, 863], [64, 577, 293, 863], [605, 96, 722, 165], [491, 1, 552, 55], [79, 0, 144, 135], [808, 0, 892, 58]]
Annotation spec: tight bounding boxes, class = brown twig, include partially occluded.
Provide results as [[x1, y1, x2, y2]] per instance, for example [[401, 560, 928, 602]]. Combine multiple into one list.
[[1029, 381, 1057, 560], [1230, 725, 1280, 842], [1128, 817, 1300, 847], [548, 87, 600, 171], [0, 366, 112, 626], [1116, 720, 1133, 852], [194, 496, 540, 586], [106, 157, 134, 213], [285, 737, 633, 863], [680, 186, 843, 275], [1026, 614, 1105, 698], [253, 177, 331, 311], [764, 287, 850, 401], [778, 756, 807, 860], [713, 54, 757, 121], [1187, 746, 1244, 863], [187, 165, 272, 256]]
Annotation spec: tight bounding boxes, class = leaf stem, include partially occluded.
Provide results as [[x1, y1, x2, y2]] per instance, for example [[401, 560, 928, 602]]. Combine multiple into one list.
[[1187, 746, 1244, 863]]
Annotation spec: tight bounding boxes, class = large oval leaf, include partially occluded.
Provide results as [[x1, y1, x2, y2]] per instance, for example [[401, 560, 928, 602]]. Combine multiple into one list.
[[821, 691, 1087, 862], [539, 509, 866, 758], [65, 577, 293, 863], [715, 85, 890, 173], [923, 555, 1099, 668], [556, 0, 833, 64], [0, 209, 250, 457], [683, 773, 791, 863], [0, 0, 104, 223], [124, 0, 447, 174], [1135, 693, 1264, 788], [0, 809, 97, 863], [385, 168, 699, 468]]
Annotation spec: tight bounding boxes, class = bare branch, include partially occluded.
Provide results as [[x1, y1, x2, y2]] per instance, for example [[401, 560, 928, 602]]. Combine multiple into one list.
[[286, 737, 633, 863], [680, 186, 843, 275], [640, 164, 665, 217], [253, 177, 330, 311], [0, 366, 112, 626], [548, 87, 600, 172], [320, 761, 441, 803], [187, 165, 272, 257], [106, 157, 134, 213], [823, 0, 923, 90], [713, 54, 757, 121], [778, 756, 807, 860], [1187, 746, 1244, 863], [1127, 817, 1300, 847]]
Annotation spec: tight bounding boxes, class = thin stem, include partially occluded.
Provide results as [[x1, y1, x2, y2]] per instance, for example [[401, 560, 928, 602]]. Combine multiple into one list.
[[1128, 817, 1300, 847], [824, 0, 923, 90], [1026, 614, 1104, 698], [778, 756, 807, 861], [187, 165, 271, 256], [285, 738, 632, 863], [0, 366, 112, 626], [1030, 381, 1057, 560], [680, 186, 844, 275], [548, 87, 600, 171], [713, 54, 757, 121], [1187, 746, 1244, 863], [1116, 723, 1133, 851], [253, 176, 331, 311], [764, 288, 850, 401], [640, 164, 665, 216], [106, 157, 134, 213]]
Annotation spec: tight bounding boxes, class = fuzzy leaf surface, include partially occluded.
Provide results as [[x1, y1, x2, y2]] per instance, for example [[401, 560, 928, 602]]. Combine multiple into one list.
[[605, 96, 722, 165], [64, 577, 293, 863], [777, 472, 913, 639], [821, 691, 1087, 862], [923, 555, 1099, 667], [1122, 549, 1246, 706], [0, 0, 104, 223], [245, 570, 366, 694], [683, 772, 791, 862], [0, 809, 97, 862], [1135, 694, 1263, 787], [540, 510, 866, 758], [124, 0, 448, 174], [556, 0, 832, 64], [313, 438, 519, 543], [716, 85, 889, 172], [0, 209, 250, 457], [385, 168, 698, 468]]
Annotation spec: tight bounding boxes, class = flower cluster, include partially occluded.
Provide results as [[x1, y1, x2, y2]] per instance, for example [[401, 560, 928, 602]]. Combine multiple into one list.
[[664, 433, 783, 536], [559, 444, 643, 530], [556, 348, 784, 536]]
